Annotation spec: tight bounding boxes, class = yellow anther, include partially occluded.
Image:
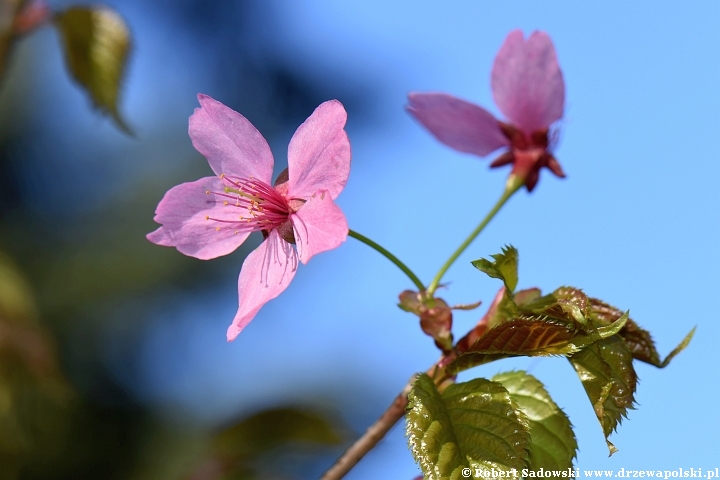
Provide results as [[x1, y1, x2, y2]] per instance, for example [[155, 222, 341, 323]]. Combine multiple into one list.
[[205, 190, 210, 194], [215, 227, 221, 231], [223, 201, 228, 205], [205, 215, 209, 220], [220, 173, 226, 179]]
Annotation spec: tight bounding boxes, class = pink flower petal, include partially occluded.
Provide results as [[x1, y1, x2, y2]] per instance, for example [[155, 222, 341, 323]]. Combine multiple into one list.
[[189, 94, 274, 183], [291, 191, 348, 265], [287, 100, 351, 201], [226, 230, 298, 341], [491, 30, 565, 134], [407, 92, 509, 156], [147, 177, 251, 260]]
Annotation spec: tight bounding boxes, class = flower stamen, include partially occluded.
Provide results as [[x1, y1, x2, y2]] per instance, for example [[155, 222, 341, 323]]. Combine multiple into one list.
[[203, 174, 291, 235]]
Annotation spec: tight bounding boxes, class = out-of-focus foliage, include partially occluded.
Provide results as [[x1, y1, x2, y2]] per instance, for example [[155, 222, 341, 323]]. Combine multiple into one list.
[[0, 254, 74, 480], [0, 0, 133, 133], [54, 6, 133, 134], [186, 407, 346, 480], [0, 1, 370, 477], [0, 0, 25, 78]]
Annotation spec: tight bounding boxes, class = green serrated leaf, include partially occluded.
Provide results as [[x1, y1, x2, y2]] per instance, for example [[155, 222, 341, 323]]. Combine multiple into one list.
[[406, 373, 530, 479], [54, 6, 133, 134], [657, 327, 695, 368], [495, 291, 519, 328], [553, 287, 589, 325], [588, 299, 660, 365], [568, 336, 636, 455], [587, 298, 694, 368], [472, 245, 519, 293], [492, 371, 577, 470], [566, 312, 628, 351]]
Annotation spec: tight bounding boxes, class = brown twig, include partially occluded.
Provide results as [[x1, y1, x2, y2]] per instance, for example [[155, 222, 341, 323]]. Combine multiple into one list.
[[319, 377, 416, 480]]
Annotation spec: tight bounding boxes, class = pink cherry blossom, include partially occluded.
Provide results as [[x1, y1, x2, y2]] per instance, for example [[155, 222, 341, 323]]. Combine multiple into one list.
[[407, 30, 565, 191], [147, 95, 351, 341]]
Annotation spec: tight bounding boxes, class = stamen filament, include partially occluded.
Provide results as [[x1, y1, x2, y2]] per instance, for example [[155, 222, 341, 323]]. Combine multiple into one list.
[[203, 174, 292, 236]]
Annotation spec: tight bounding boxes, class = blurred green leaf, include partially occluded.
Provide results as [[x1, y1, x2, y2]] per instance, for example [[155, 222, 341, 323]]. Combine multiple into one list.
[[54, 5, 132, 134], [406, 373, 530, 479], [0, 252, 38, 322], [568, 335, 636, 455], [493, 371, 577, 470], [471, 245, 519, 293], [0, 0, 25, 79], [0, 253, 74, 478], [213, 407, 344, 460], [183, 407, 345, 480]]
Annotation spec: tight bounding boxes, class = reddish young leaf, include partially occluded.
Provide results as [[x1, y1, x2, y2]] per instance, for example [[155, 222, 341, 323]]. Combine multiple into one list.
[[455, 287, 504, 353], [449, 318, 578, 374], [472, 318, 578, 353], [399, 290, 454, 353], [516, 287, 589, 328], [513, 287, 542, 307], [449, 313, 627, 375]]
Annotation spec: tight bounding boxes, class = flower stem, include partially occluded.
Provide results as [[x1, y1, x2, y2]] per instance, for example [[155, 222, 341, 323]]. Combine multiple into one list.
[[348, 229, 425, 291], [319, 378, 415, 480], [426, 175, 523, 296]]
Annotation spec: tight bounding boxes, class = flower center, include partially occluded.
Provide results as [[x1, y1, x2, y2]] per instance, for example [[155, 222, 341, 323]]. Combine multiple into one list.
[[205, 174, 291, 237], [499, 122, 549, 151]]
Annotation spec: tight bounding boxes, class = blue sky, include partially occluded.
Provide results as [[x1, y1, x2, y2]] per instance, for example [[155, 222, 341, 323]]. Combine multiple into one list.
[[21, 0, 720, 477]]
